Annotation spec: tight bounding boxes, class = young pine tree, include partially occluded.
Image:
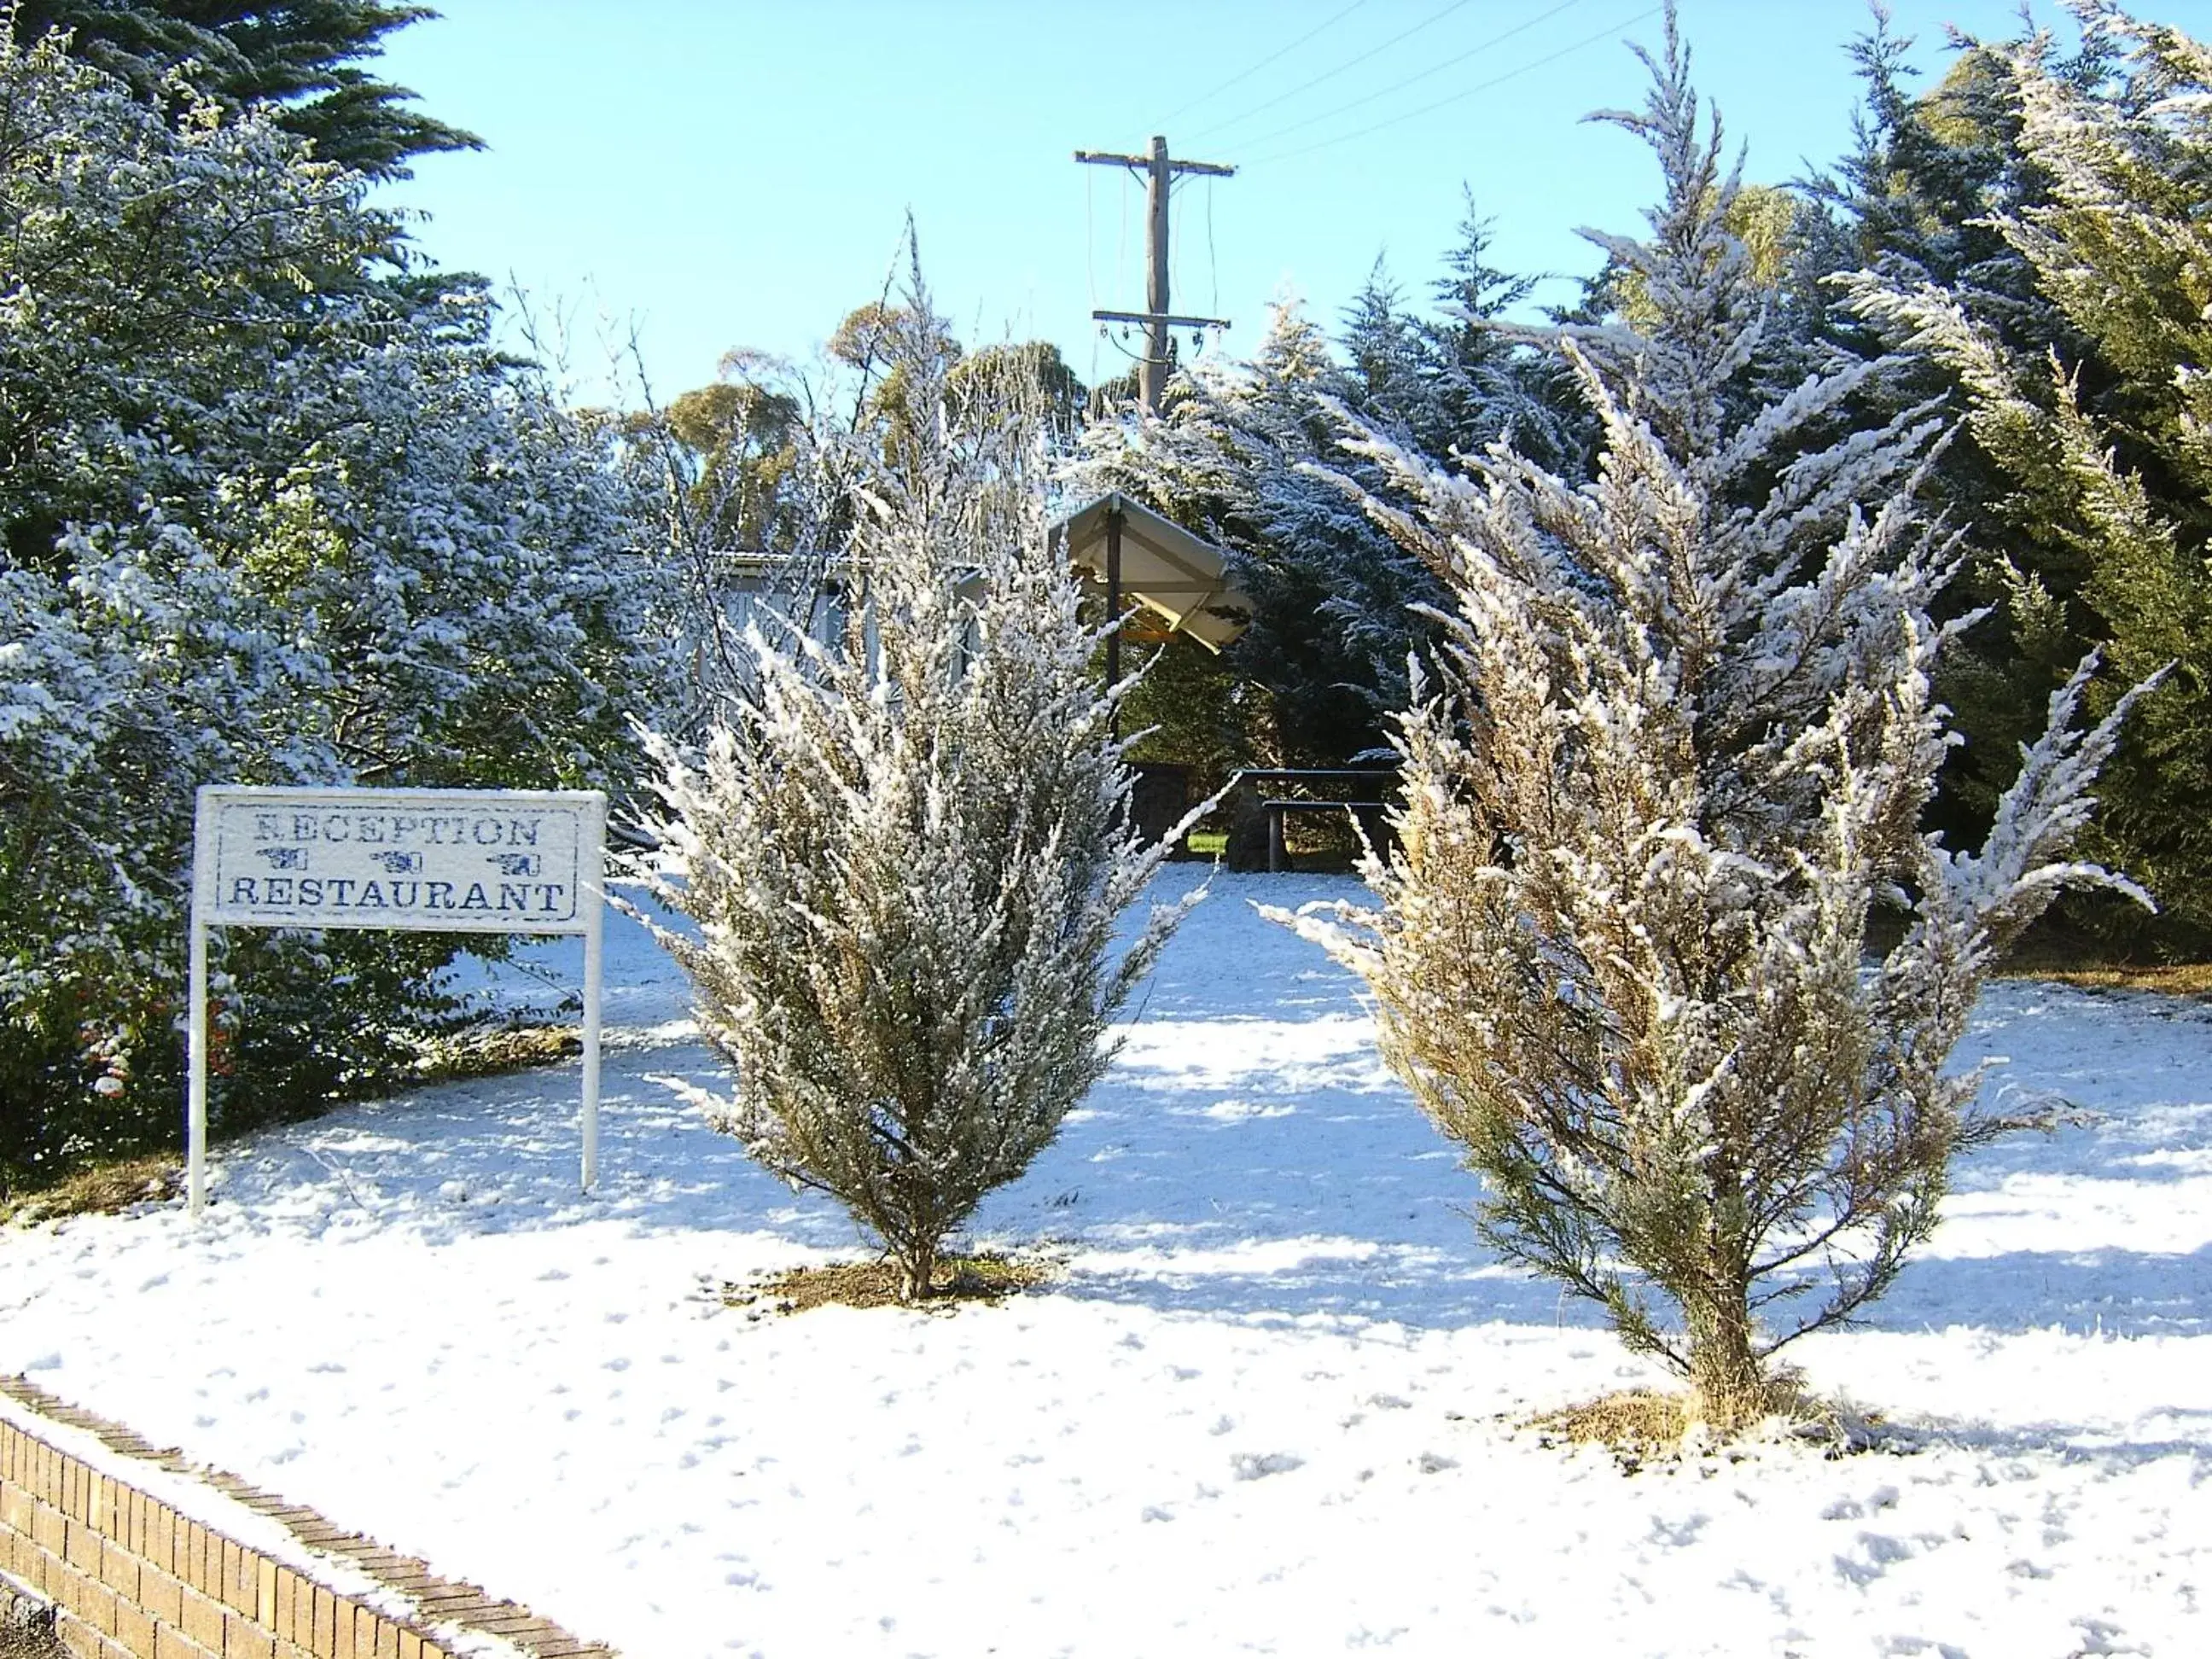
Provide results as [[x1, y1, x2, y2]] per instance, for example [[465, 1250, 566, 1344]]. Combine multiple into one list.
[[1275, 14, 2151, 1430], [632, 297, 1199, 1302]]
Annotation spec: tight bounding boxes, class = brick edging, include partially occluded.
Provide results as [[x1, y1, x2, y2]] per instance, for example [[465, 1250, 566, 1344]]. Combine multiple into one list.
[[0, 1377, 614, 1659]]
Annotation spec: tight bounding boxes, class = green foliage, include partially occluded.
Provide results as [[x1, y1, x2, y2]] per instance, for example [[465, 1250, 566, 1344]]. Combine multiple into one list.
[[9, 0, 477, 176], [624, 365, 806, 557], [1116, 632, 1261, 791], [0, 32, 658, 1188], [1396, 193, 1592, 477], [1072, 303, 1447, 768], [1844, 3, 2212, 948], [952, 340, 1087, 443], [1077, 196, 1597, 774]]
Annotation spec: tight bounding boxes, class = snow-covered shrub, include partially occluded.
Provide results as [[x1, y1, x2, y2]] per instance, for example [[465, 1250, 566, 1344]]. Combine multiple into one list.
[[632, 300, 1199, 1301], [0, 32, 661, 1184], [1274, 16, 2153, 1430]]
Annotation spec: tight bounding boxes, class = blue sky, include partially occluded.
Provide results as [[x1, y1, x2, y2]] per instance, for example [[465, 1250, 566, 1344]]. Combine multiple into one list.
[[371, 1, 2212, 404]]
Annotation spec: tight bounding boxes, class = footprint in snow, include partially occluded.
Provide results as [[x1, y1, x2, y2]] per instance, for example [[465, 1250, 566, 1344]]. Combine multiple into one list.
[[1231, 1451, 1304, 1481]]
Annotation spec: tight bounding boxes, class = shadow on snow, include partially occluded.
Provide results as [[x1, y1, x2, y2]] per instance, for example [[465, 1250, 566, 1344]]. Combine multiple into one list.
[[211, 868, 2212, 1342]]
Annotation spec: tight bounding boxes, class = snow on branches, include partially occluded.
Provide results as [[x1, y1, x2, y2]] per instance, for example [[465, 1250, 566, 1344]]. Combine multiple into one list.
[[631, 297, 1201, 1301], [0, 30, 661, 1176], [1841, 0, 2212, 940], [1272, 9, 2151, 1430]]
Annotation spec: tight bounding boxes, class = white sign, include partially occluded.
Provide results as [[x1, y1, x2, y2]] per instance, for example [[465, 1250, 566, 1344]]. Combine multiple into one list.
[[204, 794, 593, 931], [188, 787, 609, 1215]]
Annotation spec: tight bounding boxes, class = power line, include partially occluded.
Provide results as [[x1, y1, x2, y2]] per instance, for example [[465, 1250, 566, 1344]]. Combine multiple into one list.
[[1151, 0, 1370, 133], [1172, 183, 1185, 306], [1233, 0, 1580, 156], [1187, 0, 1481, 144], [1244, 5, 1662, 166], [1212, 180, 1230, 327]]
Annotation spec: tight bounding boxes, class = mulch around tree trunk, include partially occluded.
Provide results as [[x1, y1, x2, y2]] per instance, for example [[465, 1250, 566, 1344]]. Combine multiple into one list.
[[720, 1253, 1055, 1315]]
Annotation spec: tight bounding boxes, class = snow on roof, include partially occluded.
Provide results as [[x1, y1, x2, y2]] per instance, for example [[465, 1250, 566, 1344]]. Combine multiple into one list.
[[1051, 492, 1252, 653]]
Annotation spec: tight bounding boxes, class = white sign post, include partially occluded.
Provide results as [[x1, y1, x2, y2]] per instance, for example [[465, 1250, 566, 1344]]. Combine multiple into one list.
[[187, 786, 608, 1216]]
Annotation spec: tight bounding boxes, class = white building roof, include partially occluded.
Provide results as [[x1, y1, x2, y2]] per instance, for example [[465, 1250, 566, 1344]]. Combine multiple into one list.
[[1050, 492, 1252, 653]]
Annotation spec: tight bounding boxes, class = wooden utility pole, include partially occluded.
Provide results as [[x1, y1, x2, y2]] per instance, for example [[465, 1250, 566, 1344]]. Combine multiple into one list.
[[1104, 504, 1123, 697], [1074, 135, 1235, 414]]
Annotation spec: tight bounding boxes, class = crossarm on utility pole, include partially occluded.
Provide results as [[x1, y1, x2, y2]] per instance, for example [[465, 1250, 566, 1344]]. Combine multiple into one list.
[[1073, 149, 1235, 178], [1090, 309, 1232, 332]]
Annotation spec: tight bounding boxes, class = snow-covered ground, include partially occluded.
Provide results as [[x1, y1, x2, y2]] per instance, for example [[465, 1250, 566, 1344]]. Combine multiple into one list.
[[3, 868, 2208, 1657]]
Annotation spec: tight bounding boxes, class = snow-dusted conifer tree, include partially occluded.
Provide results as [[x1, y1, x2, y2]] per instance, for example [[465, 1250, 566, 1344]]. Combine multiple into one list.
[[1340, 259, 1429, 431], [1842, 1, 2212, 944], [1275, 13, 2153, 1429], [1068, 301, 1447, 766], [1410, 194, 1592, 479], [633, 292, 1198, 1302]]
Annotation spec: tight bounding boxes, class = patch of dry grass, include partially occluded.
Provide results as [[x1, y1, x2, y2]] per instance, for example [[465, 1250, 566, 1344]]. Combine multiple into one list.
[[1522, 1377, 1881, 1471], [1528, 1388, 1698, 1455], [413, 1023, 582, 1085], [1, 1154, 180, 1226], [1994, 958, 2212, 998], [1864, 911, 2212, 998], [722, 1253, 1055, 1316], [1988, 924, 2212, 998]]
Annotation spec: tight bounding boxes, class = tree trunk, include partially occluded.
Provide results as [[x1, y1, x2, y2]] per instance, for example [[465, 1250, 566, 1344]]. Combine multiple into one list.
[[1685, 1279, 1766, 1433], [896, 1237, 938, 1304]]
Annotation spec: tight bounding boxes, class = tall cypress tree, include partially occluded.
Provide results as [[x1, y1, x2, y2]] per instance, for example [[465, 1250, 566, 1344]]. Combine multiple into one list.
[[1412, 192, 1588, 476], [1339, 257, 1429, 431], [1800, 10, 2136, 871]]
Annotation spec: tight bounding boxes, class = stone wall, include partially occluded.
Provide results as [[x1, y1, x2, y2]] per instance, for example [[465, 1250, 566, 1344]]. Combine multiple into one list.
[[0, 1381, 610, 1659]]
